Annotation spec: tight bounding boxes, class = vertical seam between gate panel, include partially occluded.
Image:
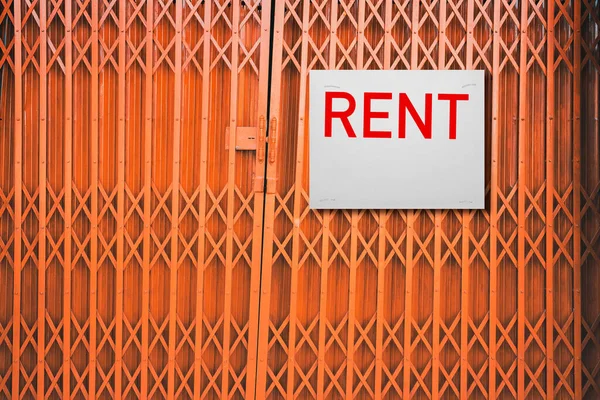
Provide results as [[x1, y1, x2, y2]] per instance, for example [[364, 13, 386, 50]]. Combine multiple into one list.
[[254, 0, 282, 396]]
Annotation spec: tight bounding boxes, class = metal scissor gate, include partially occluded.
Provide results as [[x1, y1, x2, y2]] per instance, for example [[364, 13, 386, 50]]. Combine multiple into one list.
[[0, 1, 599, 399]]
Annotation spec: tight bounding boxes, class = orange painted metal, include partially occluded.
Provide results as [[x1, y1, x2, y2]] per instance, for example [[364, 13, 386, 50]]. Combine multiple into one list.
[[257, 1, 596, 399], [0, 1, 598, 399]]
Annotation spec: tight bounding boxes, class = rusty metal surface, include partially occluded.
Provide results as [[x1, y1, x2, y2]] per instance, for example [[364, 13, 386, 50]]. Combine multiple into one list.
[[0, 1, 598, 399]]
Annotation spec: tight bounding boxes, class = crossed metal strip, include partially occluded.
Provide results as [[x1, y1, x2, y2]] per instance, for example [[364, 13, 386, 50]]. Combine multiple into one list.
[[72, 0, 94, 73], [199, 315, 225, 398], [581, 0, 600, 70], [442, 0, 468, 70], [98, 1, 119, 73], [45, 0, 67, 73], [439, 211, 462, 267], [356, 210, 380, 266], [121, 316, 143, 398], [550, 0, 575, 74], [388, 0, 412, 69], [321, 314, 349, 397], [226, 317, 250, 399], [352, 314, 378, 397], [305, 0, 333, 70], [334, 0, 359, 70], [526, 1, 547, 66], [208, 1, 233, 71], [265, 318, 291, 397], [496, 185, 519, 267], [582, 315, 600, 397], [152, 0, 178, 74], [0, 318, 12, 396], [408, 315, 433, 399], [40, 309, 64, 397], [95, 314, 117, 398], [580, 185, 600, 394], [523, 311, 547, 397], [290, 316, 320, 398], [203, 187, 228, 266], [495, 314, 518, 397], [124, 2, 148, 73], [412, 0, 440, 70], [17, 320, 37, 398], [523, 185, 547, 267], [69, 315, 91, 398], [147, 316, 170, 399], [296, 192, 324, 267], [471, 0, 494, 71], [362, 0, 387, 70], [237, 2, 262, 74], [580, 183, 600, 268], [552, 314, 576, 398], [497, 0, 521, 72], [412, 210, 436, 268], [381, 315, 405, 397], [552, 310, 576, 377], [123, 185, 145, 268], [552, 186, 575, 268], [173, 316, 196, 398], [438, 314, 461, 397]]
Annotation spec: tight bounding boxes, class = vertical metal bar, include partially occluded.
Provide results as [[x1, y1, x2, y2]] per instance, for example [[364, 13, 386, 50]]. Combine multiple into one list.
[[403, 1, 420, 397], [89, 1, 100, 396], [489, 0, 501, 398], [432, 211, 441, 400], [37, 0, 48, 396], [462, 2, 475, 399], [246, 1, 272, 396], [374, 2, 392, 396], [546, 0, 555, 397], [63, 0, 73, 397], [516, 0, 528, 398], [346, 2, 366, 397], [221, 1, 239, 397], [193, 1, 211, 397], [573, 0, 582, 396], [432, 2, 447, 397], [285, 0, 310, 396], [115, 0, 127, 397], [167, 0, 183, 396], [11, 0, 22, 396], [141, 0, 154, 396], [317, 2, 338, 395], [317, 202, 331, 399]]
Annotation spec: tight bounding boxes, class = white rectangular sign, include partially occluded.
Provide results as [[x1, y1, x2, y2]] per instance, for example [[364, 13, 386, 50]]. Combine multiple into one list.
[[309, 70, 485, 209]]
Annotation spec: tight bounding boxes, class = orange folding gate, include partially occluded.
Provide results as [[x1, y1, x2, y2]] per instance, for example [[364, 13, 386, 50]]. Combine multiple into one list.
[[0, 1, 599, 399]]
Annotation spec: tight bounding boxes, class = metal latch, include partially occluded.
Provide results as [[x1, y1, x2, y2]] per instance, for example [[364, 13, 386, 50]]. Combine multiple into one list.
[[225, 126, 258, 150]]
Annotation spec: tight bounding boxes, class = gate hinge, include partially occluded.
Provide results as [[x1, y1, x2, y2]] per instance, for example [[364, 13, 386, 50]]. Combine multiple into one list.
[[269, 117, 277, 164]]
